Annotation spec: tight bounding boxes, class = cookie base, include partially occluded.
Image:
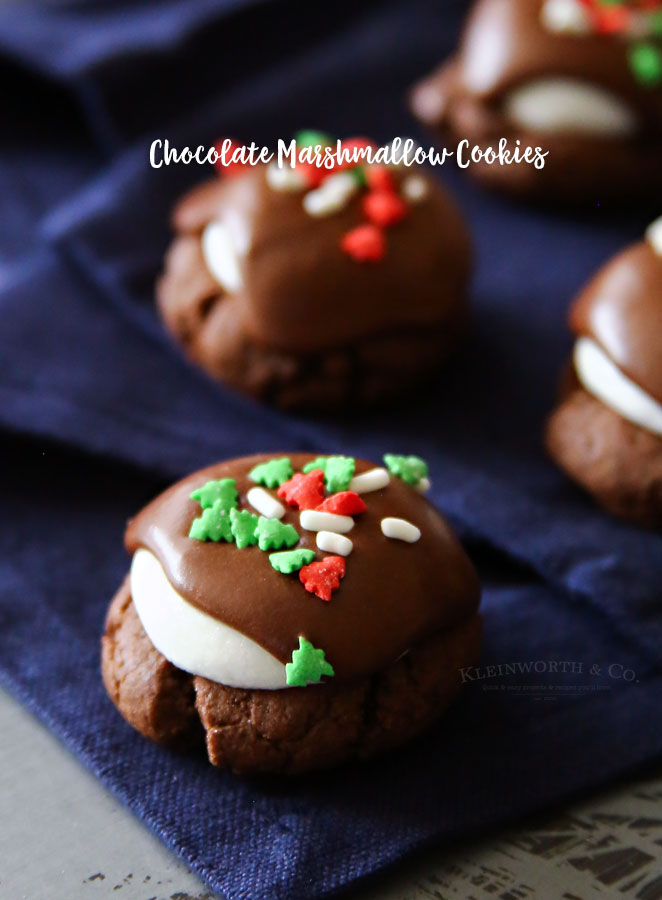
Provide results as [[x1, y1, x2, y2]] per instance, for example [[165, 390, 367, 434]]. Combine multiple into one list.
[[157, 233, 467, 411], [546, 385, 662, 529], [102, 579, 482, 775]]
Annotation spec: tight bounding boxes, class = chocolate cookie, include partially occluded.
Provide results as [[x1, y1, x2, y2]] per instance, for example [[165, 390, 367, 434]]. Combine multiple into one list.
[[545, 218, 662, 527], [157, 135, 472, 410], [411, 0, 662, 203], [102, 452, 482, 774]]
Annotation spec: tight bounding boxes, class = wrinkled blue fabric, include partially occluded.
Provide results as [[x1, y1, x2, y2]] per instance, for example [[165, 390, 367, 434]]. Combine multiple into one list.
[[0, 1, 660, 899]]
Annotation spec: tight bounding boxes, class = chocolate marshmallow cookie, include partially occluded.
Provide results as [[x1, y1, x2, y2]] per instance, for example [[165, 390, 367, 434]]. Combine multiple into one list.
[[411, 0, 662, 203], [546, 218, 662, 527], [157, 134, 471, 410], [102, 452, 482, 774]]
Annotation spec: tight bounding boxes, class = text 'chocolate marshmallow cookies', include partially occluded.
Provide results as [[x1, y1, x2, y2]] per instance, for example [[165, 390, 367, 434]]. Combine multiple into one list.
[[546, 218, 662, 528], [411, 0, 662, 204], [157, 133, 472, 410], [102, 452, 482, 775]]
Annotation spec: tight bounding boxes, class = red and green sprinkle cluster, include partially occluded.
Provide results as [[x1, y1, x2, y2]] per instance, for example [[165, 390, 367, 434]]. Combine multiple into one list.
[[293, 131, 411, 263], [579, 0, 662, 83], [187, 453, 428, 686], [212, 131, 425, 263]]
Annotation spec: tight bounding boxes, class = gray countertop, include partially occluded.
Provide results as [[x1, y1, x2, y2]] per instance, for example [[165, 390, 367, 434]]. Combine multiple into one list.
[[1, 686, 660, 900]]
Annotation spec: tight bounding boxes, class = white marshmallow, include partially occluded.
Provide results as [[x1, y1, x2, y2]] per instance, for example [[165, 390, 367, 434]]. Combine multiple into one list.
[[130, 550, 288, 690], [299, 510, 354, 534], [574, 337, 662, 437], [246, 487, 285, 520], [645, 216, 662, 256], [381, 517, 421, 543], [504, 78, 638, 138], [348, 467, 390, 494], [316, 531, 353, 557], [201, 220, 243, 293]]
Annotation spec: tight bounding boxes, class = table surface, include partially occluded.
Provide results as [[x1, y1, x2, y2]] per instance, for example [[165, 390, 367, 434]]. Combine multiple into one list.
[[1, 686, 661, 900]]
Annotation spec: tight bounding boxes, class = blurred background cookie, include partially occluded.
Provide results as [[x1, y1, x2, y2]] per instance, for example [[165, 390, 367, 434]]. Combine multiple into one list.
[[411, 0, 662, 204], [546, 217, 662, 527], [157, 134, 472, 410], [102, 451, 481, 774]]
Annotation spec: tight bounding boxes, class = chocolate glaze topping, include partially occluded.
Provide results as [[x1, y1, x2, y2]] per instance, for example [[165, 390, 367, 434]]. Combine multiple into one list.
[[126, 453, 481, 683], [170, 166, 471, 355], [424, 0, 662, 132], [570, 239, 662, 405]]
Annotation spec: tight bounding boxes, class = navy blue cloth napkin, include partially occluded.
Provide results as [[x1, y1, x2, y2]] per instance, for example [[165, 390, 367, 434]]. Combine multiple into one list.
[[1, 1, 661, 899]]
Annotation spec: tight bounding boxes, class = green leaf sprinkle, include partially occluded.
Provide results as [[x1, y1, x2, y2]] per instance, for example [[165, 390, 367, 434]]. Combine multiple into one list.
[[286, 637, 335, 687], [229, 507, 259, 548], [255, 517, 299, 551], [269, 548, 315, 574], [629, 42, 662, 86], [190, 478, 238, 511], [383, 454, 428, 486], [188, 500, 234, 542], [248, 458, 294, 489], [303, 456, 356, 493]]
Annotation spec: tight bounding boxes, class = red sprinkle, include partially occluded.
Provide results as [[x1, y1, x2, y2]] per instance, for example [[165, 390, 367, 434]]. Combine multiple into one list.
[[340, 224, 386, 262], [594, 6, 629, 33], [366, 166, 396, 193], [316, 491, 367, 515], [300, 556, 346, 602], [578, 0, 632, 34], [363, 190, 408, 228], [213, 139, 247, 178], [277, 470, 326, 510], [296, 161, 328, 188]]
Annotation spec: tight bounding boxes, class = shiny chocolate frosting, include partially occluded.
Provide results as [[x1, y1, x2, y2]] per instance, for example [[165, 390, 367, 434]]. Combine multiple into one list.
[[170, 165, 471, 355], [427, 0, 662, 130], [570, 239, 662, 405], [126, 453, 481, 683]]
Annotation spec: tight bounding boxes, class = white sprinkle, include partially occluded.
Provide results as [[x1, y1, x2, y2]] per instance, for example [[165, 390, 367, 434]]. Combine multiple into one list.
[[300, 510, 354, 534], [303, 190, 343, 216], [316, 531, 353, 556], [323, 172, 360, 197], [381, 517, 421, 543], [402, 176, 428, 203], [246, 487, 285, 520], [348, 467, 390, 494], [302, 172, 358, 217], [540, 0, 592, 35], [415, 477, 431, 494], [265, 162, 306, 192], [645, 216, 662, 256]]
